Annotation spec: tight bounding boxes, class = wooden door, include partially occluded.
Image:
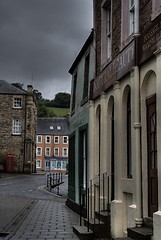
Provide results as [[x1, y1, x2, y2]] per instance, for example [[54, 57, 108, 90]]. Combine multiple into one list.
[[146, 95, 158, 217]]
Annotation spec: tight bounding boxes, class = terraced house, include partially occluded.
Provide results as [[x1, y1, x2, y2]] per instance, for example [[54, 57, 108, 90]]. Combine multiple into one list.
[[36, 117, 69, 172], [71, 1, 161, 240], [0, 80, 37, 173]]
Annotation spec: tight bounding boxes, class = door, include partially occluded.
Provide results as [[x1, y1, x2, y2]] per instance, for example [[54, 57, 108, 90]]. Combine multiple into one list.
[[79, 128, 88, 208], [146, 95, 158, 217], [45, 160, 51, 172], [6, 154, 14, 173]]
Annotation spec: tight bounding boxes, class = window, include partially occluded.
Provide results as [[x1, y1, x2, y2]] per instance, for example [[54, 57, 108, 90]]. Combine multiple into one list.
[[57, 126, 61, 131], [45, 136, 51, 144], [72, 72, 77, 111], [83, 53, 90, 100], [45, 147, 50, 156], [127, 91, 132, 178], [62, 148, 68, 157], [37, 135, 42, 143], [121, 0, 134, 44], [63, 136, 68, 144], [129, 0, 134, 35], [36, 160, 41, 168], [36, 147, 42, 156], [13, 98, 22, 108], [12, 119, 21, 135], [54, 136, 59, 144], [54, 148, 59, 156], [101, 0, 112, 63]]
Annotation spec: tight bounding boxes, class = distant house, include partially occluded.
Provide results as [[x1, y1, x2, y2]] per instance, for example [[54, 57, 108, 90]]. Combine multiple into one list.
[[0, 80, 37, 173], [36, 117, 69, 172]]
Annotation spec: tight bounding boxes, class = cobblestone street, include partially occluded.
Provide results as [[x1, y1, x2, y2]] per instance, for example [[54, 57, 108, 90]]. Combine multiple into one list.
[[0, 173, 79, 240]]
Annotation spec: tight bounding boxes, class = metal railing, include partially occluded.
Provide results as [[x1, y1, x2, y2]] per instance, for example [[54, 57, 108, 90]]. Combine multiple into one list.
[[47, 172, 63, 194], [79, 172, 113, 232]]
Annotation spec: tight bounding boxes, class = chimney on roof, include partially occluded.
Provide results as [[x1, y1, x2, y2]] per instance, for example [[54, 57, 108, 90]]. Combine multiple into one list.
[[27, 85, 33, 93]]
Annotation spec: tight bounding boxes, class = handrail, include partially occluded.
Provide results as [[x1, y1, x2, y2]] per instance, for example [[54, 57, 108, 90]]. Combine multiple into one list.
[[78, 172, 114, 233], [87, 172, 114, 231]]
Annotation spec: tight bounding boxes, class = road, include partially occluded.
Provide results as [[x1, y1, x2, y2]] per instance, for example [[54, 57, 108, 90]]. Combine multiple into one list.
[[0, 173, 79, 239]]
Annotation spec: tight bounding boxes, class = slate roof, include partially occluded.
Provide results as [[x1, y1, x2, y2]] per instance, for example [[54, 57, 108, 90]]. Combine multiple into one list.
[[37, 117, 69, 136], [0, 80, 27, 95]]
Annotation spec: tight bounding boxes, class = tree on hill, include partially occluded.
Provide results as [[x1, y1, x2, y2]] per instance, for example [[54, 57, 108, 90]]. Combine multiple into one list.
[[52, 92, 71, 108]]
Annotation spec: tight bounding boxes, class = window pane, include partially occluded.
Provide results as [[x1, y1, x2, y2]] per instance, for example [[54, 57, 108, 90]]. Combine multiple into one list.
[[13, 98, 22, 108], [12, 119, 21, 135]]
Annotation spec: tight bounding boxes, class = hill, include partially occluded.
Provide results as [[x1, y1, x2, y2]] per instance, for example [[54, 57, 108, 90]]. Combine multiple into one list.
[[46, 107, 70, 117]]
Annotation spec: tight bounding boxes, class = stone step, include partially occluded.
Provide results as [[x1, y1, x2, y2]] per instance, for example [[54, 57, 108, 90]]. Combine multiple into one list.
[[143, 217, 153, 229], [127, 227, 153, 240], [73, 225, 94, 240], [95, 210, 110, 223], [84, 218, 109, 238], [115, 238, 133, 240]]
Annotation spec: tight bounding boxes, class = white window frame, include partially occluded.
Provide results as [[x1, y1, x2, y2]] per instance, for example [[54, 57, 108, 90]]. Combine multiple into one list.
[[101, 0, 112, 65], [36, 147, 42, 156], [12, 119, 21, 135], [54, 136, 59, 144], [37, 135, 42, 143], [45, 135, 51, 144], [13, 97, 22, 109], [36, 160, 42, 168], [45, 147, 51, 156], [62, 148, 68, 157], [63, 136, 68, 144], [54, 148, 59, 156]]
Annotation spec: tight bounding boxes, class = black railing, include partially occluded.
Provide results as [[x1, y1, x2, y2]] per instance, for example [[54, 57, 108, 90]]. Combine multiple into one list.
[[47, 172, 64, 194], [79, 172, 114, 232]]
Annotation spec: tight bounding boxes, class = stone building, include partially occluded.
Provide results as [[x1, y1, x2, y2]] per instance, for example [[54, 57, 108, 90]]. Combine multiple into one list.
[[36, 117, 69, 172], [0, 80, 37, 173]]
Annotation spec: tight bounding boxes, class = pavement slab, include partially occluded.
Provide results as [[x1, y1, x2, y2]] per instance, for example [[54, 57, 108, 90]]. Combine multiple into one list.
[[5, 199, 79, 240]]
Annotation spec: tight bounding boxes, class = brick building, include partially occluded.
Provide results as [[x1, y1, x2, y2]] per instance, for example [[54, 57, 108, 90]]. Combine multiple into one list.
[[36, 117, 69, 172], [0, 80, 37, 173]]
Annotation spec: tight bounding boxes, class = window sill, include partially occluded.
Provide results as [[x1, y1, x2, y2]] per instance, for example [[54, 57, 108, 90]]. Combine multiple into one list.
[[101, 57, 112, 72], [151, 7, 161, 21], [120, 35, 134, 51], [81, 97, 88, 106], [12, 133, 21, 136]]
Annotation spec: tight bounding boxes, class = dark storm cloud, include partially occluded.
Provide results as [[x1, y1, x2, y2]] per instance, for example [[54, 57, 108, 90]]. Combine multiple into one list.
[[0, 0, 93, 99]]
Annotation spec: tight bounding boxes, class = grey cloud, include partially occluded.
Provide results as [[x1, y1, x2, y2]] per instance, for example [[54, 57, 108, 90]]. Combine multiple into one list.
[[0, 0, 93, 99]]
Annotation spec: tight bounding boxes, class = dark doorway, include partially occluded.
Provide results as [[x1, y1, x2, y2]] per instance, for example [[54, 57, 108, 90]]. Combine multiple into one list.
[[146, 94, 158, 217]]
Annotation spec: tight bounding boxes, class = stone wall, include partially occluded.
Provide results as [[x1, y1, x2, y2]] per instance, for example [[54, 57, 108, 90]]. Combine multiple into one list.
[[0, 92, 37, 173]]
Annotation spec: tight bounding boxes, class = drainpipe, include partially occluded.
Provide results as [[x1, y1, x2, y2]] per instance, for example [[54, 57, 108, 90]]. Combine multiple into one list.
[[134, 0, 140, 37], [134, 66, 143, 228]]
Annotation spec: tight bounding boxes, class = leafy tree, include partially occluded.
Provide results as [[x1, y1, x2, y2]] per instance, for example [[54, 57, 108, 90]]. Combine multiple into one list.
[[53, 92, 71, 108], [33, 89, 43, 101], [12, 83, 24, 90], [37, 101, 48, 117]]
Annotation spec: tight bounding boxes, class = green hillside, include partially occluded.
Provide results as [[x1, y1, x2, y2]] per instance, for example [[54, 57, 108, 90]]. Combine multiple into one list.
[[46, 107, 70, 117]]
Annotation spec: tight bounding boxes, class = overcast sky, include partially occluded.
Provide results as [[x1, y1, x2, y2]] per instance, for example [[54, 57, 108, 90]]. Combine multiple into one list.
[[0, 0, 93, 99]]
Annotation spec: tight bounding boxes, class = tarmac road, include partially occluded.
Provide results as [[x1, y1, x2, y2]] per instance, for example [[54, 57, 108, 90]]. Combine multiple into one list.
[[0, 173, 79, 239]]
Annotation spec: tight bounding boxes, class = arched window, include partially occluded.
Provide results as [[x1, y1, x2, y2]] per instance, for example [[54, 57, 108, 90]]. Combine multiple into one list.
[[127, 90, 132, 178]]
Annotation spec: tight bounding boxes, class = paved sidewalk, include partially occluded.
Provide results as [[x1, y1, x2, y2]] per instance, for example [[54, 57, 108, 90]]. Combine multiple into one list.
[[5, 199, 79, 240]]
